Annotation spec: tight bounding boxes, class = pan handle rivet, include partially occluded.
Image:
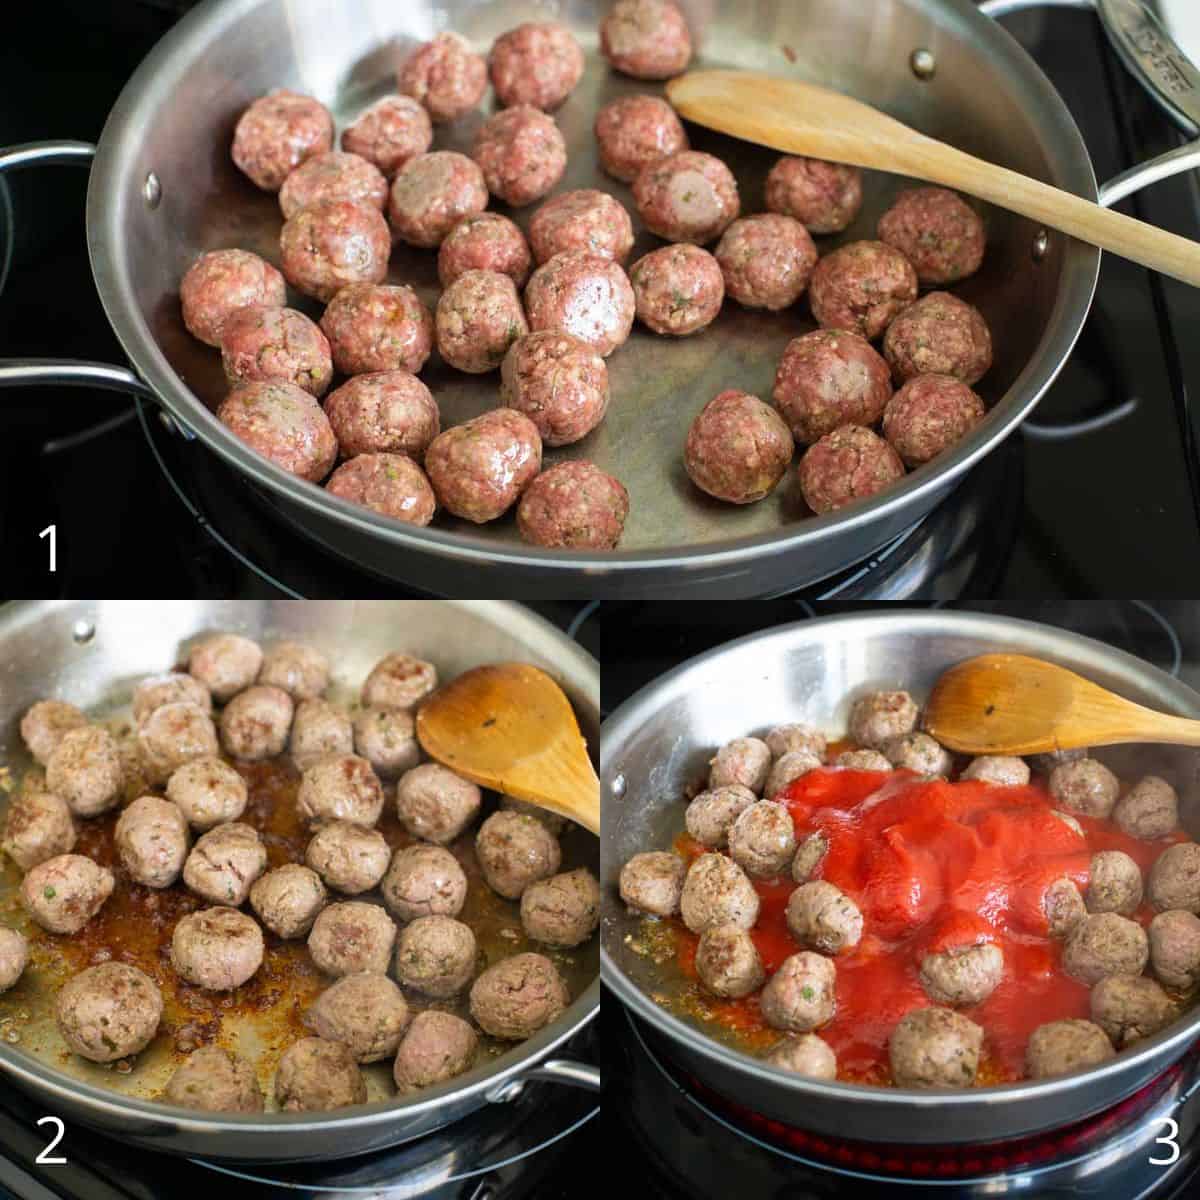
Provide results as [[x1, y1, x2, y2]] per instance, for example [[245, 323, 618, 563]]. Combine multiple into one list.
[[143, 172, 162, 209], [611, 773, 626, 798], [1033, 230, 1050, 261], [72, 619, 96, 645], [910, 49, 936, 80]]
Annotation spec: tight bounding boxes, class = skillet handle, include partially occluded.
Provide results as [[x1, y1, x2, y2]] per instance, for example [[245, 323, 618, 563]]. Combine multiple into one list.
[[487, 1057, 601, 1101]]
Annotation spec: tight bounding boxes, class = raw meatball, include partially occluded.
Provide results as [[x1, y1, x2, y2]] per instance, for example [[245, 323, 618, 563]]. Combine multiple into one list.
[[1114, 776, 1178, 840], [279, 201, 392, 302], [594, 94, 689, 183], [319, 284, 434, 377], [306, 973, 410, 1062], [395, 763, 481, 844], [633, 151, 740, 245], [393, 1011, 477, 1091], [476, 810, 562, 899], [278, 151, 388, 220], [306, 821, 392, 895], [394, 915, 478, 997], [766, 724, 827, 760], [1150, 909, 1200, 990], [188, 633, 263, 702], [472, 106, 566, 208], [361, 652, 438, 711], [765, 751, 823, 798], [1091, 974, 1174, 1047], [500, 331, 609, 447], [250, 863, 327, 938], [219, 684, 294, 761], [919, 943, 1003, 1005], [1049, 758, 1120, 819], [45, 725, 123, 817], [0, 928, 27, 992], [139, 701, 220, 784], [425, 408, 543, 522], [171, 907, 264, 990], [715, 214, 817, 311], [183, 822, 267, 906], [771, 330, 892, 446], [275, 1037, 366, 1111], [382, 844, 468, 922], [883, 292, 993, 386], [685, 390, 793, 505], [163, 1046, 264, 1112], [297, 754, 384, 828], [232, 90, 333, 192], [341, 95, 432, 177], [962, 756, 1030, 786], [436, 270, 528, 374], [729, 800, 797, 878], [619, 851, 687, 918], [884, 732, 952, 776], [289, 699, 354, 772], [761, 952, 836, 1032], [786, 880, 863, 955], [1, 791, 76, 871], [517, 461, 629, 550], [489, 22, 584, 111], [798, 425, 906, 514], [629, 243, 724, 337], [600, 0, 692, 79], [21, 700, 90, 768], [388, 151, 488, 249], [469, 952, 569, 1039], [217, 381, 338, 481], [792, 832, 830, 882], [1044, 876, 1087, 939], [439, 213, 532, 288], [1086, 850, 1143, 916], [326, 454, 437, 525], [325, 373, 438, 464], [308, 901, 397, 977], [166, 757, 248, 831], [1025, 1019, 1114, 1079], [765, 156, 863, 235], [695, 923, 765, 998], [709, 737, 771, 793], [808, 241, 919, 341], [398, 32, 488, 123], [848, 690, 920, 749], [132, 673, 212, 726], [525, 251, 635, 358], [501, 796, 567, 836], [680, 852, 760, 933], [1062, 912, 1149, 985], [685, 784, 757, 848], [521, 868, 601, 948], [530, 190, 634, 265], [889, 1006, 983, 1088], [883, 374, 986, 469], [877, 187, 985, 285], [353, 707, 419, 778], [1149, 843, 1200, 913], [115, 796, 190, 889], [55, 963, 162, 1062], [180, 249, 287, 348], [764, 1034, 838, 1079]]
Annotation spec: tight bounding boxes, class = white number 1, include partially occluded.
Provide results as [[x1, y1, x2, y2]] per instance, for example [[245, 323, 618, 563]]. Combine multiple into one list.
[[1150, 1117, 1180, 1166], [35, 1116, 66, 1164], [38, 524, 56, 573]]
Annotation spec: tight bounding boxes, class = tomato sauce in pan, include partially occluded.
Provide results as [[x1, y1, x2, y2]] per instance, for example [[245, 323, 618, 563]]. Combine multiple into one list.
[[668, 767, 1189, 1085]]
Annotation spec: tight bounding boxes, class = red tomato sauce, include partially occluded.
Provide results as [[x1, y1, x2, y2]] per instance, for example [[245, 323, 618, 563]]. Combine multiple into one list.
[[671, 768, 1188, 1085]]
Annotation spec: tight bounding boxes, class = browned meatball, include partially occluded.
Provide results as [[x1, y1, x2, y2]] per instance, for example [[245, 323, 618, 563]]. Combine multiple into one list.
[[45, 725, 123, 817], [633, 151, 740, 245], [680, 852, 760, 933], [1049, 758, 1120, 819], [352, 706, 419, 779], [809, 241, 918, 341], [20, 699, 89, 766], [599, 0, 693, 79], [1063, 912, 1148, 985], [394, 1011, 477, 1091], [319, 284, 434, 377], [1114, 776, 1179, 840], [180, 249, 287, 348], [500, 332, 609, 447], [889, 1006, 983, 1088], [792, 832, 830, 882], [115, 796, 189, 889], [279, 151, 388, 221], [764, 1034, 838, 1080], [772, 330, 892, 445], [382, 844, 468, 922], [1150, 909, 1200, 990], [276, 1037, 367, 1111], [761, 952, 836, 1032], [163, 1045, 264, 1112], [883, 293, 993, 386], [1149, 842, 1200, 913], [715, 215, 818, 312], [305, 973, 410, 1062], [619, 851, 687, 917], [517, 461, 629, 550], [883, 374, 985, 469], [837, 749, 893, 770], [476, 810, 562, 900], [436, 270, 529, 374], [326, 454, 438, 526], [489, 22, 584, 111], [361, 652, 438, 711], [1044, 876, 1087, 939], [884, 732, 952, 776], [21, 854, 114, 933], [217, 381, 338, 482], [695, 923, 765, 999], [765, 156, 863, 235], [250, 864, 327, 939], [56, 962, 162, 1062], [1086, 851, 1143, 916], [521, 868, 601, 948], [530, 190, 635, 266], [685, 784, 757, 848], [398, 32, 488, 123], [139, 701, 220, 785], [729, 800, 797, 879], [306, 821, 392, 895], [877, 187, 986, 285], [961, 756, 1030, 786], [439, 213, 532, 288], [1, 790, 76, 871], [1091, 974, 1174, 1047], [472, 106, 566, 208], [629, 244, 724, 337], [308, 900, 397, 977], [787, 880, 863, 955], [920, 942, 1004, 1005], [388, 151, 488, 249], [219, 684, 294, 761], [469, 952, 569, 1039], [766, 751, 823, 798], [394, 915, 478, 997], [261, 642, 328, 702], [133, 674, 213, 726], [685, 390, 793, 505], [425, 408, 543, 523], [847, 691, 919, 749], [798, 425, 905, 513], [279, 201, 391, 303], [297, 754, 384, 828], [289, 699, 353, 772], [171, 907, 264, 991], [710, 738, 771, 792], [395, 763, 481, 844], [324, 372, 439, 463], [1025, 1019, 1114, 1079], [341, 95, 432, 177], [166, 757, 248, 831], [188, 633, 263, 702], [183, 822, 267, 906], [232, 90, 333, 192], [594, 94, 689, 184], [525, 251, 636, 358]]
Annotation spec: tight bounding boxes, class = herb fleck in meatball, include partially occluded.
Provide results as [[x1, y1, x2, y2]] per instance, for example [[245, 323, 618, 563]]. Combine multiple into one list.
[[760, 951, 836, 1033]]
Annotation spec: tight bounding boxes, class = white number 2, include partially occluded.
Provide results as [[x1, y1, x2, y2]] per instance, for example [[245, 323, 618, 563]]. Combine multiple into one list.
[[38, 524, 57, 573], [35, 1116, 66, 1165], [1150, 1117, 1180, 1166]]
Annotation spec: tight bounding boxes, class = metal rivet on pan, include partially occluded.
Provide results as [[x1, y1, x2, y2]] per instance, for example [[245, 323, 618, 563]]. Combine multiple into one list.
[[611, 773, 626, 798], [72, 619, 96, 645], [1033, 229, 1050, 261], [158, 410, 180, 437], [910, 49, 936, 80], [143, 172, 162, 209]]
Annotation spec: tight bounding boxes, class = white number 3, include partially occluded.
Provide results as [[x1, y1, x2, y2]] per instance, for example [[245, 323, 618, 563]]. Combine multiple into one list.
[[35, 1116, 66, 1165], [1150, 1117, 1180, 1166]]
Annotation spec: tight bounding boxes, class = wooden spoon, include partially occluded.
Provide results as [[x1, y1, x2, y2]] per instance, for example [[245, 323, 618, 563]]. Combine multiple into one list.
[[923, 653, 1200, 755], [665, 70, 1200, 288], [416, 662, 599, 834]]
